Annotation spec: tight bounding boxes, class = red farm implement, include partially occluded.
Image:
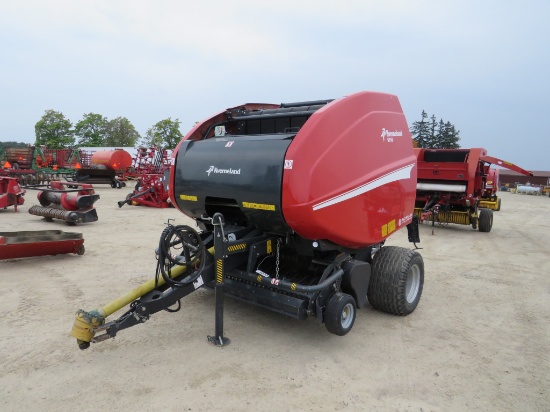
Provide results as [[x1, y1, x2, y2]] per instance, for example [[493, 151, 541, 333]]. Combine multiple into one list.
[[27, 181, 100, 224], [71, 91, 425, 350], [117, 147, 173, 208], [0, 230, 84, 260], [0, 176, 26, 212], [414, 148, 532, 232]]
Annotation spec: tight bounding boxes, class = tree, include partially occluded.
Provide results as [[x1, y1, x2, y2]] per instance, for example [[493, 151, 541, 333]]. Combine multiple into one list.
[[142, 118, 182, 149], [427, 115, 438, 148], [410, 110, 430, 148], [437, 120, 460, 149], [35, 110, 74, 148], [74, 113, 108, 146], [410, 111, 460, 149], [105, 117, 140, 147]]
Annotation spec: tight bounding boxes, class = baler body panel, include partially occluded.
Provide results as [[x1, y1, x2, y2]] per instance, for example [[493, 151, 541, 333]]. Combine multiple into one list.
[[171, 91, 417, 249], [282, 92, 417, 248], [174, 136, 292, 233]]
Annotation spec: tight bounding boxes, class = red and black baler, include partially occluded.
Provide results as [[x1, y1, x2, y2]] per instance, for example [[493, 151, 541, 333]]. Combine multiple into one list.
[[71, 91, 424, 349]]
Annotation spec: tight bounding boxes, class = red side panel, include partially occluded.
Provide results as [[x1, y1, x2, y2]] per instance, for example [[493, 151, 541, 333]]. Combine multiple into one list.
[[282, 92, 417, 248]]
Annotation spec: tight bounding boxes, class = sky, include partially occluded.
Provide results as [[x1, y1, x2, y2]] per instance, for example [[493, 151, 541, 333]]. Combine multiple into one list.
[[1, 0, 549, 171]]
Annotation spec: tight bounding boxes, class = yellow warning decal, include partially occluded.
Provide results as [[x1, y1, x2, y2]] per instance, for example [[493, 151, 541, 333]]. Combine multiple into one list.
[[388, 219, 396, 234], [242, 202, 276, 211], [227, 243, 246, 252], [180, 194, 198, 201], [216, 259, 223, 283], [382, 219, 397, 237], [257, 275, 263, 283], [267, 239, 272, 254], [290, 283, 297, 291]]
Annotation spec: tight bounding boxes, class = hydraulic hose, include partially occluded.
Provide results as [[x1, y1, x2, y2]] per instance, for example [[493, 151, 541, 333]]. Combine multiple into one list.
[[156, 224, 207, 287], [254, 268, 345, 293]]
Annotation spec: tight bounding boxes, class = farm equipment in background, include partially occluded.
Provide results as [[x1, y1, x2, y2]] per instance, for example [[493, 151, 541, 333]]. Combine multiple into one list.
[[0, 176, 26, 212], [117, 146, 173, 208], [71, 91, 425, 350], [0, 230, 85, 260], [0, 146, 84, 184], [27, 181, 99, 224], [71, 149, 129, 188], [117, 171, 171, 208], [414, 148, 532, 232], [479, 167, 501, 210]]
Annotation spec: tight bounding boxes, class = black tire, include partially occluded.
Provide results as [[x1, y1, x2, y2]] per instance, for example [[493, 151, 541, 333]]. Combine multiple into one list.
[[324, 292, 356, 336], [367, 246, 424, 316], [478, 208, 493, 232], [77, 245, 85, 255]]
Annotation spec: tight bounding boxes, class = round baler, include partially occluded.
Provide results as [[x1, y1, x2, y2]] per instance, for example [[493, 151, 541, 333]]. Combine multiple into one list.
[[70, 91, 424, 349]]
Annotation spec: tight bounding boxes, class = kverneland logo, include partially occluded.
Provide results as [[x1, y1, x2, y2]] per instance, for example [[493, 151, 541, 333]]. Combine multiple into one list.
[[381, 128, 403, 142], [206, 165, 241, 176]]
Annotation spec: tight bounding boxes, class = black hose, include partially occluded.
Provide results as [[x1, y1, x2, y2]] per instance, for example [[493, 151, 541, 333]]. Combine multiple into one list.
[[155, 224, 206, 288]]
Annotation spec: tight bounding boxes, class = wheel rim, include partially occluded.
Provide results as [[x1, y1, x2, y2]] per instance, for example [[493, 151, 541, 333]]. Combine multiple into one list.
[[340, 303, 354, 329], [406, 264, 421, 303]]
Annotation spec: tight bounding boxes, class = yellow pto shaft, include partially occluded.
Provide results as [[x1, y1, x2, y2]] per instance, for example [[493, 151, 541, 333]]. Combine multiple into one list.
[[70, 247, 214, 348]]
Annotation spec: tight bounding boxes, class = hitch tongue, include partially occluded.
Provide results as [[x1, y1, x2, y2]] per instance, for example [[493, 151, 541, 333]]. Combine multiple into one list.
[[91, 333, 114, 344]]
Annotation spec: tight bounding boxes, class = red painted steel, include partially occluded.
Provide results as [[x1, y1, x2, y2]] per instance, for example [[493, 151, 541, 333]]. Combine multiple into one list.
[[91, 150, 132, 171], [171, 91, 417, 249], [414, 147, 533, 215], [0, 230, 84, 260], [0, 176, 25, 212]]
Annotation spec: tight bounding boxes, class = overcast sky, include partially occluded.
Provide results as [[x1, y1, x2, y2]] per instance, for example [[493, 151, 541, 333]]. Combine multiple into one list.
[[1, 1, 548, 170]]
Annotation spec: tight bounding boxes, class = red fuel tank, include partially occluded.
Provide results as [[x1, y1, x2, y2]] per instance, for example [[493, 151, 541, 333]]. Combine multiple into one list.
[[91, 150, 132, 171]]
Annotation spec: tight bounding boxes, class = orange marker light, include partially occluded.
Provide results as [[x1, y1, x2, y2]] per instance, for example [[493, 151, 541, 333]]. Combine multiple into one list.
[[4, 161, 12, 168], [75, 162, 82, 169]]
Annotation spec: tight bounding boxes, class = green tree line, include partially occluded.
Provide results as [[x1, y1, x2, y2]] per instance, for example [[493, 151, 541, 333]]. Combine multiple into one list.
[[32, 110, 183, 149], [410, 110, 460, 149]]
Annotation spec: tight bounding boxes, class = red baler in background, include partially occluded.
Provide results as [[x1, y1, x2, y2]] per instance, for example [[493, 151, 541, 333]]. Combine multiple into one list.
[[414, 148, 532, 232]]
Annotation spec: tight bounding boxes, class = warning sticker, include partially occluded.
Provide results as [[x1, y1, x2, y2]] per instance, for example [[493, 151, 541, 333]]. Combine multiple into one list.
[[180, 194, 198, 201], [242, 202, 276, 211]]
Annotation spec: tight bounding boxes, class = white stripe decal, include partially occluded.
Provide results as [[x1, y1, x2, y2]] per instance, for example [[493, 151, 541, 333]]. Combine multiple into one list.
[[312, 164, 415, 211]]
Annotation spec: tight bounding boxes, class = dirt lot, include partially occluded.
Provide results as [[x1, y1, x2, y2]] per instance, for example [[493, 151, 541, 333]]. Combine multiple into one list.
[[0, 188, 548, 411]]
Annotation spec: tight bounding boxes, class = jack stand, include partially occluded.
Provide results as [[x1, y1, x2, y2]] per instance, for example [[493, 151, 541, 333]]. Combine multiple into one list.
[[207, 213, 230, 347]]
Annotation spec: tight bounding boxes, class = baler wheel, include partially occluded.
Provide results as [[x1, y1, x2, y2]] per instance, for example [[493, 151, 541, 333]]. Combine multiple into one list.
[[478, 208, 493, 232], [368, 246, 424, 316], [324, 292, 356, 336]]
